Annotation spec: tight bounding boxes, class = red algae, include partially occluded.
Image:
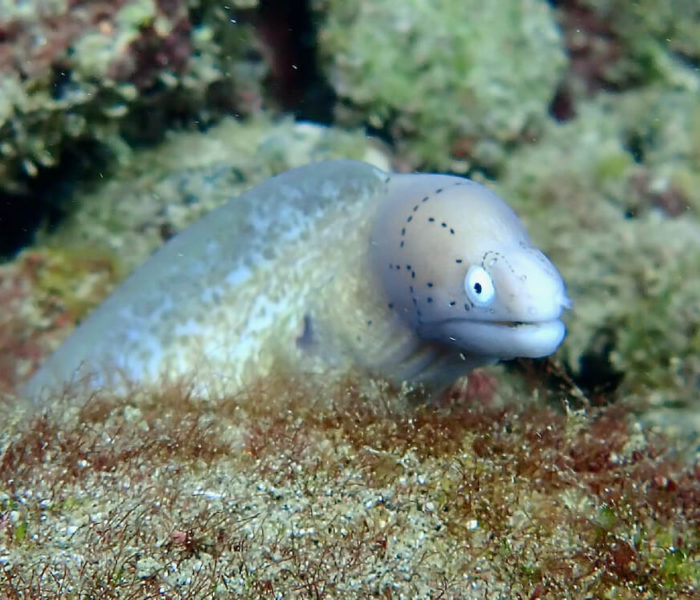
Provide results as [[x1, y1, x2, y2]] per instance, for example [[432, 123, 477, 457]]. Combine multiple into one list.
[[1, 371, 697, 598]]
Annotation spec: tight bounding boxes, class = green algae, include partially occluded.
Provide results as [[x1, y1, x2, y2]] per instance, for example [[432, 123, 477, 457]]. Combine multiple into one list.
[[314, 0, 566, 173], [575, 0, 700, 87], [29, 247, 123, 324]]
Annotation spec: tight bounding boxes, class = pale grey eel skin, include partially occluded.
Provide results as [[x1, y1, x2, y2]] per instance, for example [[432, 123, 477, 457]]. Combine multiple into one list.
[[22, 160, 569, 404]]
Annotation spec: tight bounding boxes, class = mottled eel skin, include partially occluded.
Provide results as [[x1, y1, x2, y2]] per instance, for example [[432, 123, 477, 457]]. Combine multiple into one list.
[[23, 160, 569, 403]]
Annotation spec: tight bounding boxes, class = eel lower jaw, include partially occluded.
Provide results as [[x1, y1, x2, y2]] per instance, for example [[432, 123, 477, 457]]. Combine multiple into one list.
[[429, 318, 567, 360]]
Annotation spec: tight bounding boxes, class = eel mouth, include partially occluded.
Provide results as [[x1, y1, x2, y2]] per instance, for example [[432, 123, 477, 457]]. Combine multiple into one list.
[[490, 320, 543, 327], [429, 318, 567, 359]]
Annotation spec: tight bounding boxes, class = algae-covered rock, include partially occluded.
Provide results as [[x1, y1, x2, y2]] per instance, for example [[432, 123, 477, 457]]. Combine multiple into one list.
[[495, 86, 700, 413], [0, 248, 123, 394], [567, 0, 700, 88], [314, 0, 566, 172], [0, 0, 266, 194], [47, 116, 389, 272]]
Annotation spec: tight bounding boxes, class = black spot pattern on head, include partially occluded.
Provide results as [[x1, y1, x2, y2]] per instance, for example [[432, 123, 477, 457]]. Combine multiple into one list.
[[394, 181, 470, 326]]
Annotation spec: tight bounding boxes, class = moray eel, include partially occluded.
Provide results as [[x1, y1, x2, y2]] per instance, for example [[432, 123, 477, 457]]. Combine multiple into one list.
[[22, 160, 569, 403]]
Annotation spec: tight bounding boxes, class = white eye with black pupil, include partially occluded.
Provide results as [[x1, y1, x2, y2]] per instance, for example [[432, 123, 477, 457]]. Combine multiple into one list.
[[464, 265, 495, 306]]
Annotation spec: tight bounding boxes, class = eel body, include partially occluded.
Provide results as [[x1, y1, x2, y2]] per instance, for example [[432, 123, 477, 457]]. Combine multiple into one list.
[[22, 160, 569, 402]]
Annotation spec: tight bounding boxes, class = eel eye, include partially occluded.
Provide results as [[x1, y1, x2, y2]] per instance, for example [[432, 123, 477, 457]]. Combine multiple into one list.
[[464, 265, 495, 306]]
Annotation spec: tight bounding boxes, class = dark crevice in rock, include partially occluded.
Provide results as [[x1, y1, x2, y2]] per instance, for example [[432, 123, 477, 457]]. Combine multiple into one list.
[[255, 0, 335, 123]]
